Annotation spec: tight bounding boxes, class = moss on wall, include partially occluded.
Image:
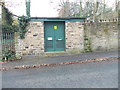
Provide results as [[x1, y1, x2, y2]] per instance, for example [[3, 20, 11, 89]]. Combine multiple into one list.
[[83, 24, 92, 53], [85, 22, 118, 52]]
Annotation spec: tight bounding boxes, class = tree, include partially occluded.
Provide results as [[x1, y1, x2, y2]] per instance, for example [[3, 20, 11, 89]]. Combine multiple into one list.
[[58, 0, 83, 17], [1, 2, 19, 33], [58, 0, 71, 17], [2, 2, 13, 25], [56, 0, 113, 20]]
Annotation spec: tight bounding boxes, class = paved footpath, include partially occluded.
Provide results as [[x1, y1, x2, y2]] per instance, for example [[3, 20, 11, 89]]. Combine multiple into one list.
[[2, 51, 118, 69]]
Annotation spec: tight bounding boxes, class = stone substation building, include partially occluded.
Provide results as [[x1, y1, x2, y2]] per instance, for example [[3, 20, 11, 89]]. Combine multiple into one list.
[[15, 17, 118, 55]]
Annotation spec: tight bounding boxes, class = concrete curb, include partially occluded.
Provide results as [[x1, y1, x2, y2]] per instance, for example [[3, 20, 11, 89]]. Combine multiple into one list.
[[1, 57, 119, 71]]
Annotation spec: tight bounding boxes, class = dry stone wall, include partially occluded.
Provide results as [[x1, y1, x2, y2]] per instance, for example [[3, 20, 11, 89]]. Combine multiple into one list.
[[85, 22, 118, 52]]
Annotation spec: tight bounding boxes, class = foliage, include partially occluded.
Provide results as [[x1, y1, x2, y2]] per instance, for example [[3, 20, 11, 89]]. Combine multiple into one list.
[[103, 28, 109, 34], [2, 4, 30, 39], [2, 5, 13, 25], [1, 4, 19, 33], [84, 39, 92, 53], [84, 24, 92, 53], [18, 16, 30, 39], [2, 24, 19, 33], [2, 50, 16, 61]]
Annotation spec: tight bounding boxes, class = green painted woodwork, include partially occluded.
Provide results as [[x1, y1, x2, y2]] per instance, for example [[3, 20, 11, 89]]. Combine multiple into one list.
[[26, 0, 31, 17], [30, 17, 85, 22], [44, 21, 65, 52]]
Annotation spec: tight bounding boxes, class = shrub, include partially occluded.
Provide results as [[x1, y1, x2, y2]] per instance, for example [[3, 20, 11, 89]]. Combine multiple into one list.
[[2, 50, 16, 61]]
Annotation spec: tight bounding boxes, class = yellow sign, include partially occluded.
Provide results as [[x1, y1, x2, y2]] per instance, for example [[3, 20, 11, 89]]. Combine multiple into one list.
[[54, 26, 57, 29]]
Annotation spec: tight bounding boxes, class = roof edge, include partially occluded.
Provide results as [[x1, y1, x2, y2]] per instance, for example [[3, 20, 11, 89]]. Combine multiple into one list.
[[30, 17, 86, 19], [30, 17, 86, 21]]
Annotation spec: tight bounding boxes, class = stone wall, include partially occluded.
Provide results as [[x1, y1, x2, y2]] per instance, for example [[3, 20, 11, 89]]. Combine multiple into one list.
[[15, 21, 84, 55], [85, 21, 118, 52], [15, 20, 118, 56], [65, 21, 84, 52], [15, 21, 44, 55]]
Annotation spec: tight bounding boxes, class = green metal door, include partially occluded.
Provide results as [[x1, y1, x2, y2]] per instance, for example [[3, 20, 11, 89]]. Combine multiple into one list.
[[44, 21, 65, 52]]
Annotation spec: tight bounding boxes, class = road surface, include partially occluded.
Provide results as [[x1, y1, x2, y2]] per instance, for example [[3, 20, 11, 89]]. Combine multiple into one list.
[[2, 60, 118, 88]]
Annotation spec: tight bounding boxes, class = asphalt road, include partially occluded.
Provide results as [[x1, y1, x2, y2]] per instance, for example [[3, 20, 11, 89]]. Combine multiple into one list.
[[2, 60, 118, 88]]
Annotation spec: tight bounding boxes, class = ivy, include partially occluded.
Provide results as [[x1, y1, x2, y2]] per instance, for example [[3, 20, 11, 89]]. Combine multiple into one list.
[[2, 24, 19, 33], [84, 24, 92, 53], [18, 16, 30, 39], [2, 16, 30, 39]]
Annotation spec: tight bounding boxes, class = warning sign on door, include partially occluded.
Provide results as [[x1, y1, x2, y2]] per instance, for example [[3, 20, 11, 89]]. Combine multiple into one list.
[[54, 26, 57, 29], [48, 37, 52, 40]]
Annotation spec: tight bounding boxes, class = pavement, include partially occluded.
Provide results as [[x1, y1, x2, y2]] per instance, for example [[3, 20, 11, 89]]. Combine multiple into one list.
[[2, 60, 118, 88], [2, 50, 118, 69]]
